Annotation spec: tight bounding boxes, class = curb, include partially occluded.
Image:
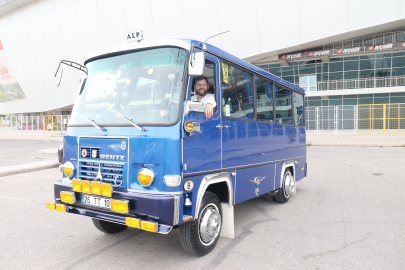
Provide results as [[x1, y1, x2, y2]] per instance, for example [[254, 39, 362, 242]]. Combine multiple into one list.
[[0, 160, 60, 178]]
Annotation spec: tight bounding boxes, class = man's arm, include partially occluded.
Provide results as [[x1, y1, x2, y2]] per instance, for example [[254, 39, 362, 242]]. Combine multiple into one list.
[[204, 94, 216, 118]]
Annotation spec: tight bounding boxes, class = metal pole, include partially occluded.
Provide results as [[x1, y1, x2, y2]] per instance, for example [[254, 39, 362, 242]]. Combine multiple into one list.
[[316, 107, 319, 136]]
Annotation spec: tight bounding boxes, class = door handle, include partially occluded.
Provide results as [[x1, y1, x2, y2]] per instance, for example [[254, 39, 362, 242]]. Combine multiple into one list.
[[216, 125, 223, 129], [224, 125, 230, 128]]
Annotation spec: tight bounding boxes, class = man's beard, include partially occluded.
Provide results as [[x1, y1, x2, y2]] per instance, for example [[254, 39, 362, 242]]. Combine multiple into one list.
[[196, 89, 206, 96]]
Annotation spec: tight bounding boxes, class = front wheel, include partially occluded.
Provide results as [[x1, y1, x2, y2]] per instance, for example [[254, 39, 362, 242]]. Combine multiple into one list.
[[275, 168, 295, 203], [179, 192, 222, 256]]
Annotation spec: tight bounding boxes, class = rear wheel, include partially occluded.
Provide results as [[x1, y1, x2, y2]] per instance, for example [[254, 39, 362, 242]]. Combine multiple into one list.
[[92, 218, 127, 234], [275, 168, 295, 204], [179, 192, 222, 256]]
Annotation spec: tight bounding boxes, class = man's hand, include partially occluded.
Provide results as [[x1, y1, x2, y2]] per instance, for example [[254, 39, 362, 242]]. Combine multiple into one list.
[[205, 103, 213, 118]]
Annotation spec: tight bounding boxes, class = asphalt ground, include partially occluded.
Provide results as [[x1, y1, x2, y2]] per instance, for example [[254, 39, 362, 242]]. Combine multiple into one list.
[[0, 146, 404, 270], [0, 140, 60, 167]]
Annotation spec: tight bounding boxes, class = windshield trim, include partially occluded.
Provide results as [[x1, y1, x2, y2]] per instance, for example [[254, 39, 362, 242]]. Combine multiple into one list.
[[68, 46, 189, 128]]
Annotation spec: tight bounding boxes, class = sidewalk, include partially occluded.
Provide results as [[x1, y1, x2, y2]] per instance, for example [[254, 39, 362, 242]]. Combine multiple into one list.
[[0, 132, 64, 142], [307, 134, 405, 147], [0, 160, 60, 177]]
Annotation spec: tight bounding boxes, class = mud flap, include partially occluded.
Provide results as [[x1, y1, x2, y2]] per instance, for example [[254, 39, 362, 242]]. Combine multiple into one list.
[[220, 202, 234, 238]]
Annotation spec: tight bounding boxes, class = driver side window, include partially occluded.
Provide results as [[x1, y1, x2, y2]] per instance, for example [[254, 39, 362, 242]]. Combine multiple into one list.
[[190, 59, 217, 114]]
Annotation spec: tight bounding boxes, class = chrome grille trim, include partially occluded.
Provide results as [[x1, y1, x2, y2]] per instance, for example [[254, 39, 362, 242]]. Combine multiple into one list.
[[173, 195, 180, 225]]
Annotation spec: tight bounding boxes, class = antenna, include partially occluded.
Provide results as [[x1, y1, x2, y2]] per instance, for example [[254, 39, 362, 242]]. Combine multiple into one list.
[[202, 30, 230, 51], [203, 30, 230, 43]]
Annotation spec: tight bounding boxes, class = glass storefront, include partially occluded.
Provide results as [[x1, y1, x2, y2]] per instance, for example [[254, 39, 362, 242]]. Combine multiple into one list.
[[306, 92, 405, 107], [258, 51, 405, 86]]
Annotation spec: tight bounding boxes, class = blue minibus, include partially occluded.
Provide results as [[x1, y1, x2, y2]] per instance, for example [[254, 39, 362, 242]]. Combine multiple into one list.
[[48, 38, 306, 256]]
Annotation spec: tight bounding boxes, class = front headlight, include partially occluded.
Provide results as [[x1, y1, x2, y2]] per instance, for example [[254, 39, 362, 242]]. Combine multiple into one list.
[[63, 161, 75, 178], [137, 168, 154, 187]]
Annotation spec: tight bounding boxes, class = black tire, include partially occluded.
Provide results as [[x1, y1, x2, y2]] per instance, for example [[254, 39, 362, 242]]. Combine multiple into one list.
[[263, 192, 277, 202], [179, 191, 222, 256], [92, 218, 127, 234], [275, 168, 294, 204]]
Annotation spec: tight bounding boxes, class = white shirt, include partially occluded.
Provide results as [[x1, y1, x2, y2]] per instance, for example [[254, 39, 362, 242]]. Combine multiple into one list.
[[191, 93, 217, 109]]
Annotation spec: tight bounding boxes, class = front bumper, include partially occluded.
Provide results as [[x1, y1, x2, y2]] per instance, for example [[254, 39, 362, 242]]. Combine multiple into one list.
[[51, 180, 181, 234]]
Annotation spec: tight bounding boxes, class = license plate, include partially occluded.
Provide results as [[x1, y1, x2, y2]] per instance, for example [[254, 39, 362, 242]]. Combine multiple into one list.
[[82, 195, 111, 209]]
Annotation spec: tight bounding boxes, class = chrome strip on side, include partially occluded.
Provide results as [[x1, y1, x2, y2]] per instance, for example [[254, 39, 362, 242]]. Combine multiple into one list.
[[127, 189, 183, 196], [173, 195, 180, 225], [183, 156, 306, 178]]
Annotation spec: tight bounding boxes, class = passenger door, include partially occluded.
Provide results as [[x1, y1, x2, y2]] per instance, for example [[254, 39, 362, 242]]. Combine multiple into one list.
[[182, 55, 222, 175]]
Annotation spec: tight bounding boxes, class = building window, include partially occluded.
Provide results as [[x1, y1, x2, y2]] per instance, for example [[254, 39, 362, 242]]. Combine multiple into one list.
[[300, 75, 316, 92]]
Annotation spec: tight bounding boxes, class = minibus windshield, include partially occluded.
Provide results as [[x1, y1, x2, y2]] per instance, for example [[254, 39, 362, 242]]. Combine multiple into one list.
[[69, 47, 187, 127]]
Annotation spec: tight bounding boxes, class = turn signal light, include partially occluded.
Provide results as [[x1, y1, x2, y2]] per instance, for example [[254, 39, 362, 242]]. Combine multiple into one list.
[[126, 217, 140, 228], [55, 204, 66, 212], [184, 121, 194, 132], [101, 183, 112, 197], [46, 201, 55, 210], [72, 179, 81, 192], [60, 191, 75, 204], [81, 181, 91, 194], [91, 181, 101, 195], [163, 175, 181, 187], [140, 220, 158, 232], [111, 200, 129, 213]]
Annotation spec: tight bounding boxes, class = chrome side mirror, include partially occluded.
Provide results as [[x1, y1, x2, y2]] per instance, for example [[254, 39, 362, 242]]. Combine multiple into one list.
[[189, 52, 204, 76], [56, 67, 63, 87], [184, 101, 204, 116]]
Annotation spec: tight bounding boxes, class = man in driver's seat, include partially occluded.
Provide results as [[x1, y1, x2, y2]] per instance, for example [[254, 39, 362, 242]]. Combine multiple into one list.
[[191, 76, 216, 118]]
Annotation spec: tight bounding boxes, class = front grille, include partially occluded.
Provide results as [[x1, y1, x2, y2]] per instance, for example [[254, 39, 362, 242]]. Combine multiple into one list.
[[80, 147, 100, 158], [79, 161, 124, 187]]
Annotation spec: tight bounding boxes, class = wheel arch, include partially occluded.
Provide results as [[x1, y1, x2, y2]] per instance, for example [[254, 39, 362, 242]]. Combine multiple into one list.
[[279, 160, 296, 189], [194, 172, 233, 219]]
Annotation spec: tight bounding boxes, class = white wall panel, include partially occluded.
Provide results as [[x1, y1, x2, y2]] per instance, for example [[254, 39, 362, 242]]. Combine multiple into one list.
[[0, 0, 404, 114]]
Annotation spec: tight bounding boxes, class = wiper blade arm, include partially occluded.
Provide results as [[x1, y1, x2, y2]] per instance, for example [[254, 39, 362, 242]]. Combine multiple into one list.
[[77, 113, 106, 131], [107, 109, 147, 132]]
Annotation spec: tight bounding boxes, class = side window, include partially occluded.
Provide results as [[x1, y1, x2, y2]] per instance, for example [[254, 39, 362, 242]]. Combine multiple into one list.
[[275, 85, 292, 125], [256, 77, 274, 122], [293, 92, 304, 126], [190, 60, 217, 113], [221, 63, 254, 119]]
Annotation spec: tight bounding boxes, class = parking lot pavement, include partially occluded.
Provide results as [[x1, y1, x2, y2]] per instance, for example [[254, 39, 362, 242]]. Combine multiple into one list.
[[0, 146, 404, 269], [0, 140, 60, 168]]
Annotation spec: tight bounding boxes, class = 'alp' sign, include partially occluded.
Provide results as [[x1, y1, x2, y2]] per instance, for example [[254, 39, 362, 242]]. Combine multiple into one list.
[[126, 31, 143, 43]]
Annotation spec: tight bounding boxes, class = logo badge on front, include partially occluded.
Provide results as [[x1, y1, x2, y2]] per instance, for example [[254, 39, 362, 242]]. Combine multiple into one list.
[[95, 163, 103, 181], [121, 141, 126, 150], [81, 149, 87, 157]]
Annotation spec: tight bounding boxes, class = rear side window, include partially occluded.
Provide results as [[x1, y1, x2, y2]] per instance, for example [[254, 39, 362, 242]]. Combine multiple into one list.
[[256, 77, 274, 122], [293, 92, 304, 126], [275, 85, 292, 125], [221, 63, 254, 120]]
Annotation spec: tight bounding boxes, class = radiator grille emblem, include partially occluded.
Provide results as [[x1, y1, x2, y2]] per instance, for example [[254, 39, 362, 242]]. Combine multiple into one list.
[[81, 149, 87, 157], [121, 141, 126, 150]]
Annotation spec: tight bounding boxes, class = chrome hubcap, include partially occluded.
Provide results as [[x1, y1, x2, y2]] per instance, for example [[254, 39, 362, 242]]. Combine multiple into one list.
[[284, 172, 295, 198], [199, 204, 221, 245]]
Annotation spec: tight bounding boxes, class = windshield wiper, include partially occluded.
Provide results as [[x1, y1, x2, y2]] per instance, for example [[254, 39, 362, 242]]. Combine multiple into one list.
[[77, 113, 107, 131], [106, 109, 147, 132]]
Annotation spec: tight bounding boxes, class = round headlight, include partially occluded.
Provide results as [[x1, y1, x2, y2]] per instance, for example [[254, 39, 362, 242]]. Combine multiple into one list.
[[63, 161, 75, 178], [137, 168, 154, 187]]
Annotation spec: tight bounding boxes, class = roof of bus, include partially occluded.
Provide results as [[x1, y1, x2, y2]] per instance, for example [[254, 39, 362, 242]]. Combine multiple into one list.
[[84, 38, 304, 94], [179, 39, 305, 94]]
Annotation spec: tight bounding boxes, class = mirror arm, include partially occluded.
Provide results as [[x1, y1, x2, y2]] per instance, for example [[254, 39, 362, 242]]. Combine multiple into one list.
[[54, 60, 88, 78], [190, 44, 196, 67]]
